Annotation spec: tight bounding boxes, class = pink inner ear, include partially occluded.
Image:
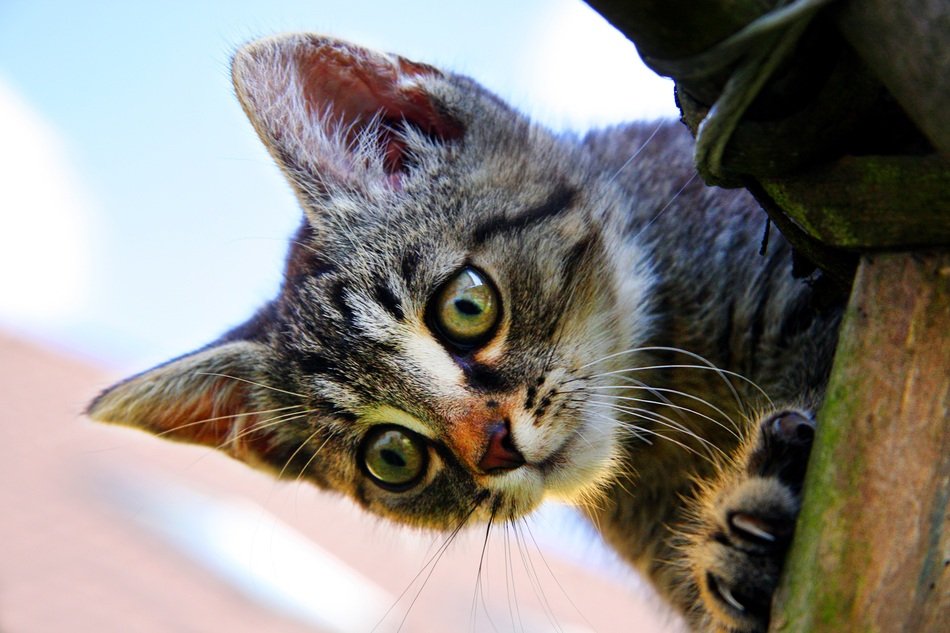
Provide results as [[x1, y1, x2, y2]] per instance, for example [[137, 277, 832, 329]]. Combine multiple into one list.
[[153, 378, 248, 445], [295, 38, 464, 174], [146, 376, 268, 461]]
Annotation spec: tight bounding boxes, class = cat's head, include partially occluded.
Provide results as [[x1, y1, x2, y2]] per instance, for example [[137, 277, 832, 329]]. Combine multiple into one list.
[[88, 34, 654, 529]]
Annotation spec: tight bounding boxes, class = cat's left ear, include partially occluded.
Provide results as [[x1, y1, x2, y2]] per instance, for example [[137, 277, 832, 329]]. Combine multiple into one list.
[[231, 33, 464, 195], [86, 340, 284, 463]]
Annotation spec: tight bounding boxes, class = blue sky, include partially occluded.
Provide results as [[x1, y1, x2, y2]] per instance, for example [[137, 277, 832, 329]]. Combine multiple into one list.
[[0, 0, 675, 372]]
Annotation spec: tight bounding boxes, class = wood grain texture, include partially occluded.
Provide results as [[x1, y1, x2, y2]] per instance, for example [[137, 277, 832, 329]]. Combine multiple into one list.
[[761, 155, 950, 249], [835, 0, 950, 154], [771, 252, 950, 632]]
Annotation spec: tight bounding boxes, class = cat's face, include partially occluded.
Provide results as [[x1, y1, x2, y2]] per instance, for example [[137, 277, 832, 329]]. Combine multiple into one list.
[[88, 35, 654, 530]]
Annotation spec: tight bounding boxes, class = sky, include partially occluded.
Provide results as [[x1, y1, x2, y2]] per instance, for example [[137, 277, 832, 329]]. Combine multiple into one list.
[[0, 0, 676, 372]]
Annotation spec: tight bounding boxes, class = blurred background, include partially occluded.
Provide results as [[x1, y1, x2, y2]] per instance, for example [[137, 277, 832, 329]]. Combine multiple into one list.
[[0, 1, 682, 631]]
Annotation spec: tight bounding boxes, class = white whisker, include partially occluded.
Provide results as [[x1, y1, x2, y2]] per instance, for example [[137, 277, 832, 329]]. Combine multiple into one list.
[[586, 409, 711, 462], [590, 392, 741, 440], [607, 120, 665, 185], [152, 404, 305, 439], [593, 379, 742, 433], [290, 428, 340, 482], [195, 371, 308, 399], [631, 172, 698, 241], [590, 363, 771, 410], [580, 344, 774, 413], [588, 400, 725, 458], [224, 409, 314, 445]]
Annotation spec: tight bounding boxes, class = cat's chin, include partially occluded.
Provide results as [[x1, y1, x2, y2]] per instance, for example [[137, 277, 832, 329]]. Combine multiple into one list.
[[539, 436, 619, 507], [543, 414, 622, 508], [475, 467, 547, 520]]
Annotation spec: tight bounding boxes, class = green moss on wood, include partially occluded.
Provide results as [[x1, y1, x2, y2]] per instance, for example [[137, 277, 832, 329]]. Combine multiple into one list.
[[762, 155, 950, 249], [772, 253, 950, 632]]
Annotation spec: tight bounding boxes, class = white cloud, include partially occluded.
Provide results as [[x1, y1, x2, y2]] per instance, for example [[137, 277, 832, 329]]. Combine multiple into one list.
[[0, 76, 98, 328]]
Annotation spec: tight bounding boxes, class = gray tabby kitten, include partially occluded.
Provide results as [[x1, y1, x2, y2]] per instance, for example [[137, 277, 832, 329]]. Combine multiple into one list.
[[88, 35, 841, 633]]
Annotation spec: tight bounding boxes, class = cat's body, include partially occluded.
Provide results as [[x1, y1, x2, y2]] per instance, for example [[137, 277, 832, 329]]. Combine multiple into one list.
[[89, 35, 842, 632]]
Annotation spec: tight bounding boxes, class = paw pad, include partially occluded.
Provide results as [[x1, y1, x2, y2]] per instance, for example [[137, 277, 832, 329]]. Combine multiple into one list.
[[747, 409, 817, 489], [769, 411, 815, 444]]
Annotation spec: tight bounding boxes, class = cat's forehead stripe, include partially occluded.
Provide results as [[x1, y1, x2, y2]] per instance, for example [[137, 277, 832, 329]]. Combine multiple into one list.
[[471, 185, 576, 245], [329, 279, 355, 323], [373, 281, 405, 321], [400, 249, 421, 287]]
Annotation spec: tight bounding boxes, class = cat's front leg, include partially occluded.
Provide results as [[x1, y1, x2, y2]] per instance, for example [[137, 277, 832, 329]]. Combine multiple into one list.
[[686, 409, 816, 633]]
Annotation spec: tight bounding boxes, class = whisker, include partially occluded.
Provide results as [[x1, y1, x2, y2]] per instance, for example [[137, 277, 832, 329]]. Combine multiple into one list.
[[215, 409, 315, 451], [588, 401, 724, 457], [505, 522, 526, 633], [591, 380, 742, 433], [612, 375, 691, 425], [472, 504, 501, 633], [590, 392, 741, 441], [607, 120, 665, 184], [287, 427, 341, 482], [585, 409, 654, 446], [587, 409, 710, 462], [374, 492, 487, 633], [521, 517, 597, 632], [616, 345, 774, 405], [151, 404, 304, 439], [631, 172, 698, 241], [195, 371, 308, 399], [580, 344, 775, 413], [512, 520, 566, 633], [590, 398, 712, 445], [589, 363, 770, 410]]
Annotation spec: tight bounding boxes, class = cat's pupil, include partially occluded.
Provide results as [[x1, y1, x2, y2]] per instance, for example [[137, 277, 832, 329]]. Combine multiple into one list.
[[455, 299, 481, 316], [381, 449, 406, 468]]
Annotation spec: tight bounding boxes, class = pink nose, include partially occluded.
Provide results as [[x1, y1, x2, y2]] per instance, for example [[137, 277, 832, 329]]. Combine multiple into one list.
[[478, 421, 525, 474]]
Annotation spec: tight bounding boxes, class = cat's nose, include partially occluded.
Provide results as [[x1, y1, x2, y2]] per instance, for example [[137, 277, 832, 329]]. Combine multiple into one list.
[[478, 420, 525, 474]]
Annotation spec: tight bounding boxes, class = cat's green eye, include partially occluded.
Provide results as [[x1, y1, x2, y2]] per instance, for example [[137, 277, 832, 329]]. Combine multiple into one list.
[[360, 426, 428, 491], [431, 267, 500, 348]]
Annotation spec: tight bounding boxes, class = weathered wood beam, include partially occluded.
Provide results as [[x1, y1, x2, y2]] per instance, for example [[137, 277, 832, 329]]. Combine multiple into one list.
[[835, 0, 950, 154], [761, 155, 950, 249], [771, 252, 950, 632], [584, 0, 888, 181]]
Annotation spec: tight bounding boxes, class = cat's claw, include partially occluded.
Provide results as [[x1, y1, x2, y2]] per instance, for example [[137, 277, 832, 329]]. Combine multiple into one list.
[[691, 409, 815, 633], [729, 511, 778, 544]]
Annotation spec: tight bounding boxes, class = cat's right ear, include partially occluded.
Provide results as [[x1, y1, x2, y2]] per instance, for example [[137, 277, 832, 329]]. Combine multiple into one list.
[[231, 34, 464, 197]]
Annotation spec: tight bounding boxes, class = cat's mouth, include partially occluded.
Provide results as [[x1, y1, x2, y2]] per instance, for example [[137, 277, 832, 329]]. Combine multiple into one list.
[[479, 410, 618, 513]]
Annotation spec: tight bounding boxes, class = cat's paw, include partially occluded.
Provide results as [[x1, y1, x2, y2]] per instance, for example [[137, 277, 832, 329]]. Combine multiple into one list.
[[691, 410, 815, 633]]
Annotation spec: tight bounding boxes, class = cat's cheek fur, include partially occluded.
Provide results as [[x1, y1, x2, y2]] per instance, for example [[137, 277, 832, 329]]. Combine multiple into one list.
[[540, 418, 621, 503]]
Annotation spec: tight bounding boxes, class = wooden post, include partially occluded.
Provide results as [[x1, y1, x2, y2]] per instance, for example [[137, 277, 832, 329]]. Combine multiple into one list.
[[771, 252, 950, 631]]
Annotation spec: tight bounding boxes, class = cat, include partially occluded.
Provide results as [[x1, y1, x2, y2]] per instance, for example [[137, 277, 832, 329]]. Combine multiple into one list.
[[87, 34, 843, 633]]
